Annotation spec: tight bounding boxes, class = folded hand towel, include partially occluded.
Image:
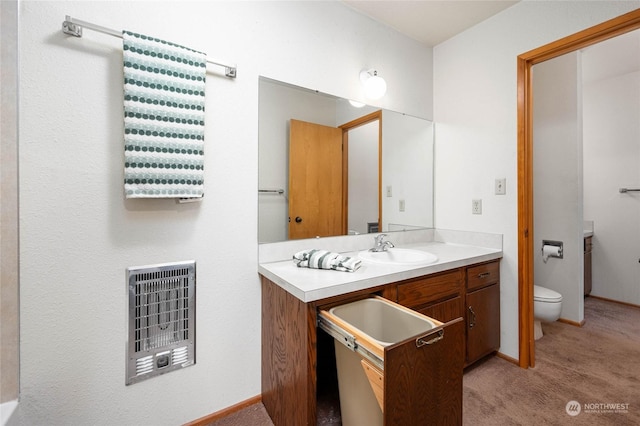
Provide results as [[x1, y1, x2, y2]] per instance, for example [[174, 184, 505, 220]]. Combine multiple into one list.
[[293, 249, 361, 273], [123, 31, 206, 198]]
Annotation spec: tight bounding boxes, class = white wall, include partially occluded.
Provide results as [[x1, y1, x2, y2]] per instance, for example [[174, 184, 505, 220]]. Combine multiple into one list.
[[17, 1, 640, 422], [348, 121, 379, 234], [1, 0, 20, 405], [532, 52, 584, 323], [382, 110, 434, 230], [258, 80, 339, 243], [16, 1, 432, 425], [583, 31, 640, 304], [433, 0, 639, 360]]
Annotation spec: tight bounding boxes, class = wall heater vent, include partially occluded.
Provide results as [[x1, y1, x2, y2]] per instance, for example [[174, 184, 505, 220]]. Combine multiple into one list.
[[126, 261, 195, 385]]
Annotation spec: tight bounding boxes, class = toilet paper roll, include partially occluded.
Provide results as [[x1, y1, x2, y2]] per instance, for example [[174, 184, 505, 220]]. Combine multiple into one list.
[[542, 245, 561, 263]]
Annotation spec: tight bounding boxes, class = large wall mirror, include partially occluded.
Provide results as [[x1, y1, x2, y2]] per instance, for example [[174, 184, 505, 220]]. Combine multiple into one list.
[[258, 77, 434, 243]]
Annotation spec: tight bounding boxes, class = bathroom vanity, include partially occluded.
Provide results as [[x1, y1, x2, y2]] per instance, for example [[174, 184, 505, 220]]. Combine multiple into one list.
[[259, 232, 502, 425], [381, 259, 500, 366]]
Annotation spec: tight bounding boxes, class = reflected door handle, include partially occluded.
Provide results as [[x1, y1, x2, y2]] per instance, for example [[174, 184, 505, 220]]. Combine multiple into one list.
[[295, 217, 303, 223]]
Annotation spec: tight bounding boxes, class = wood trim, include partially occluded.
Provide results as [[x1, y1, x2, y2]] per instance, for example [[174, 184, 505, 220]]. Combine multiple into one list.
[[361, 358, 385, 411], [378, 114, 383, 232], [517, 53, 534, 369], [342, 130, 349, 235], [519, 8, 640, 64], [588, 295, 640, 309], [339, 110, 383, 231], [517, 8, 640, 369], [557, 318, 585, 327], [339, 110, 382, 130], [183, 395, 262, 426], [494, 351, 519, 366]]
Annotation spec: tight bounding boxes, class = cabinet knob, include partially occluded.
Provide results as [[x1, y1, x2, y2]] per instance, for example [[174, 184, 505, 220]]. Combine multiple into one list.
[[295, 216, 303, 223]]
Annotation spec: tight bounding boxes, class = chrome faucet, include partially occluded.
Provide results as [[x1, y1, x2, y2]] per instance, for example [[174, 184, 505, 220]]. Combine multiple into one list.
[[370, 234, 395, 252]]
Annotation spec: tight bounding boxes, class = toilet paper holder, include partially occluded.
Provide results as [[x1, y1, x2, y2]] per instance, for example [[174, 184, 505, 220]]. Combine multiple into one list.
[[541, 240, 563, 262]]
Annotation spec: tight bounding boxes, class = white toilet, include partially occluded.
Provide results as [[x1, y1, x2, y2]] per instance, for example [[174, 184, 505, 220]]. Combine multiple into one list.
[[533, 285, 563, 340]]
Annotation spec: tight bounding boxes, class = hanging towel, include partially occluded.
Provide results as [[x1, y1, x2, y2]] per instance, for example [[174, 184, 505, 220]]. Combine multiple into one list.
[[122, 31, 206, 198], [293, 249, 362, 273]]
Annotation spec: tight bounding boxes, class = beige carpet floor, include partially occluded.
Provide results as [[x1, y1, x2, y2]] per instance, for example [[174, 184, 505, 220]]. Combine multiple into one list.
[[463, 296, 640, 425], [207, 297, 640, 425]]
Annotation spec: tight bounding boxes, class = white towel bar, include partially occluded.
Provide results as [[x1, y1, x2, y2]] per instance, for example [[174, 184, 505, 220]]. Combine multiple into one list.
[[62, 15, 237, 78]]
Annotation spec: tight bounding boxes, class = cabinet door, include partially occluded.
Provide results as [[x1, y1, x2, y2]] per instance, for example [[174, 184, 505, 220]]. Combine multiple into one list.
[[466, 284, 500, 364], [415, 295, 464, 323], [384, 318, 464, 426]]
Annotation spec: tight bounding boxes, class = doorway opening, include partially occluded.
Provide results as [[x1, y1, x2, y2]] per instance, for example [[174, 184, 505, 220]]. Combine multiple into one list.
[[517, 8, 640, 368], [340, 111, 383, 236]]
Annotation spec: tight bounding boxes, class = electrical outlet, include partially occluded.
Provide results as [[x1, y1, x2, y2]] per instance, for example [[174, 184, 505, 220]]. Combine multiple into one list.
[[495, 178, 506, 195], [399, 199, 405, 212], [472, 199, 482, 215]]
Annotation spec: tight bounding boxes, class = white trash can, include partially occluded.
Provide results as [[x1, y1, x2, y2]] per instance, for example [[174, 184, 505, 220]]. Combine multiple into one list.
[[319, 296, 440, 426]]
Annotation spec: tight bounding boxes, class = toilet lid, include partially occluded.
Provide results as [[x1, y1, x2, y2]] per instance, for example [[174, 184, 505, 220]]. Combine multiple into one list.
[[534, 285, 563, 302]]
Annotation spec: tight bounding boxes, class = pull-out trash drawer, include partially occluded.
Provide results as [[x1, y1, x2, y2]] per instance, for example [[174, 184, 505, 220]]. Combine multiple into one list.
[[318, 295, 464, 426]]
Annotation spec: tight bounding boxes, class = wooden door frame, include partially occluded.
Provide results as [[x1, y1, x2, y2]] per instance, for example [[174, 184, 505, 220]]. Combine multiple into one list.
[[517, 8, 640, 368], [339, 110, 383, 235]]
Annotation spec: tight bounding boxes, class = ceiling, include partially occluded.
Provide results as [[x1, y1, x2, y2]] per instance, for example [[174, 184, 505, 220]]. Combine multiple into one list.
[[343, 0, 519, 46]]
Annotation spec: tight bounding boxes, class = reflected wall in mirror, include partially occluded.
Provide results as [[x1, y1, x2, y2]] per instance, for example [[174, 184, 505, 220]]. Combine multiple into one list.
[[258, 77, 434, 243]]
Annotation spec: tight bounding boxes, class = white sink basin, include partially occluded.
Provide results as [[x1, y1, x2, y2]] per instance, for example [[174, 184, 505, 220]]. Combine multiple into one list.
[[358, 248, 438, 265]]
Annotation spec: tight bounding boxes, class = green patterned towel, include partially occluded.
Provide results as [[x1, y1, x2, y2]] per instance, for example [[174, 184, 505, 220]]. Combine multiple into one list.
[[293, 249, 362, 273], [123, 31, 206, 198]]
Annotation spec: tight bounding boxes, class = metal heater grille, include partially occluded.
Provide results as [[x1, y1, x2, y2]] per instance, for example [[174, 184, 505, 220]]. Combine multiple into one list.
[[126, 261, 195, 385]]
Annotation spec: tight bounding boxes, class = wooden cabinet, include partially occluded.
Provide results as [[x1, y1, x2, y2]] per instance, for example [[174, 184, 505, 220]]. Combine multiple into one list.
[[319, 299, 465, 425], [261, 278, 316, 425], [584, 236, 592, 296], [466, 283, 500, 363], [384, 318, 464, 425], [396, 269, 465, 323], [260, 259, 500, 425], [386, 260, 501, 367], [465, 261, 501, 365], [261, 276, 464, 426]]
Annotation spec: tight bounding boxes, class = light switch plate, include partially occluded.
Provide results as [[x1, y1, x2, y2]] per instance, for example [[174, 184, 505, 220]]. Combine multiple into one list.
[[495, 178, 506, 195]]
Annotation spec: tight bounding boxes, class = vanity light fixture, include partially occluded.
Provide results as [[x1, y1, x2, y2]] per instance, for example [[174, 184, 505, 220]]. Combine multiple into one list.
[[348, 99, 366, 108], [360, 69, 387, 100]]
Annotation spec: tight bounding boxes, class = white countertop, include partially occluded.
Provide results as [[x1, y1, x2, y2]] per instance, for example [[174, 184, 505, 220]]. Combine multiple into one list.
[[259, 241, 502, 303]]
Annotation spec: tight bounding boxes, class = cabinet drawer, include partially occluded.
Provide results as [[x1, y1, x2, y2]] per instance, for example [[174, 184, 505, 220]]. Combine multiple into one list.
[[397, 269, 464, 308], [467, 261, 500, 291]]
